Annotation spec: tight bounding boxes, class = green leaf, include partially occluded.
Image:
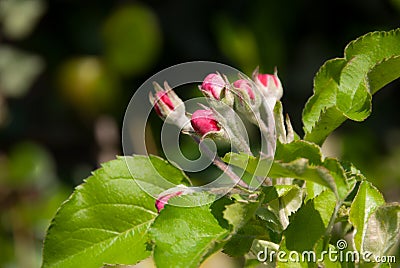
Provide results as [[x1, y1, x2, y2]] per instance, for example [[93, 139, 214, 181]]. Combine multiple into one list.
[[339, 161, 365, 186], [276, 238, 308, 268], [262, 185, 300, 204], [268, 185, 302, 230], [224, 145, 351, 202], [284, 190, 336, 252], [349, 181, 385, 253], [368, 55, 400, 94], [323, 158, 352, 201], [222, 152, 273, 177], [247, 239, 280, 267], [363, 203, 400, 258], [303, 106, 347, 146], [269, 158, 338, 197], [42, 156, 189, 268], [221, 197, 265, 257], [223, 151, 339, 199], [303, 29, 400, 145], [302, 58, 347, 135], [273, 101, 287, 143], [336, 55, 372, 119], [316, 244, 342, 268], [223, 139, 323, 182], [274, 140, 323, 165], [223, 218, 270, 257], [208, 196, 263, 258], [305, 181, 326, 202], [256, 206, 284, 233], [257, 185, 301, 233], [150, 193, 229, 268], [223, 199, 261, 232]]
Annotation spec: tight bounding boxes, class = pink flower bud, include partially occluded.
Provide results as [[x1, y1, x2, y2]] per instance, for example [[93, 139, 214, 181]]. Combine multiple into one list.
[[155, 191, 183, 212], [200, 73, 226, 100], [191, 109, 221, 136], [153, 91, 174, 117], [257, 73, 280, 89], [253, 68, 283, 109], [150, 82, 185, 119], [233, 79, 255, 101]]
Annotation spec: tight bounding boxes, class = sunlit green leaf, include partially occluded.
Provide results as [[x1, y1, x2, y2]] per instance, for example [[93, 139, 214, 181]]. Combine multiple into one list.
[[284, 190, 336, 252], [222, 152, 272, 178], [314, 242, 342, 268], [262, 185, 300, 204], [268, 185, 302, 230], [349, 181, 385, 253], [223, 199, 260, 232], [247, 239, 280, 268], [275, 140, 323, 165], [42, 156, 188, 268], [276, 238, 308, 268], [303, 29, 400, 145], [269, 158, 338, 197], [150, 193, 229, 268], [363, 203, 400, 259]]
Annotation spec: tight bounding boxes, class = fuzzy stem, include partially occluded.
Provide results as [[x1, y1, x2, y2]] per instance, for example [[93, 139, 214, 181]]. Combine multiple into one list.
[[192, 136, 249, 188]]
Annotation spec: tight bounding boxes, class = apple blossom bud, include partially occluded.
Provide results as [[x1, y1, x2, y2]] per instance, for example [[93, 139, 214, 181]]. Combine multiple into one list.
[[233, 79, 255, 101], [150, 82, 182, 119], [153, 91, 174, 117], [155, 191, 183, 212], [155, 185, 196, 212], [231, 78, 262, 124], [253, 67, 283, 109], [200, 73, 226, 100], [257, 73, 280, 90], [191, 109, 221, 137], [149, 82, 191, 131]]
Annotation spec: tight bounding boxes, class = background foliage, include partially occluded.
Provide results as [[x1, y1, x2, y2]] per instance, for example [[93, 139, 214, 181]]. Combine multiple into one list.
[[0, 0, 400, 267]]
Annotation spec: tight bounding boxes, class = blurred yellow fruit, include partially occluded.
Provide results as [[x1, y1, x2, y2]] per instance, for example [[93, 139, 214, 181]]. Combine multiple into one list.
[[58, 57, 120, 115]]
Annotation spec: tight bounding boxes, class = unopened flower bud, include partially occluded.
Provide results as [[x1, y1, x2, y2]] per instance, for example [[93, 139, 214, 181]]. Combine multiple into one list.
[[253, 67, 283, 109], [232, 78, 262, 123], [200, 73, 226, 100], [149, 82, 191, 131], [150, 82, 181, 118], [155, 191, 183, 212], [233, 79, 255, 101], [155, 185, 195, 212], [191, 109, 221, 137], [153, 91, 174, 117]]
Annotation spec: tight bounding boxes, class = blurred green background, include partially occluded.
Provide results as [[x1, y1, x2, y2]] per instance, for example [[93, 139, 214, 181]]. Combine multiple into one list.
[[0, 0, 399, 267]]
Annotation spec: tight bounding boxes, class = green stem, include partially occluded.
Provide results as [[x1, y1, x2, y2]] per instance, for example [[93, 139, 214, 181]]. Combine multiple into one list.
[[323, 201, 342, 248], [192, 136, 249, 188]]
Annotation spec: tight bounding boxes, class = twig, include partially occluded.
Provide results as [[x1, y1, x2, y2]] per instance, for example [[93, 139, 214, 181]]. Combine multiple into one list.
[[191, 136, 249, 188]]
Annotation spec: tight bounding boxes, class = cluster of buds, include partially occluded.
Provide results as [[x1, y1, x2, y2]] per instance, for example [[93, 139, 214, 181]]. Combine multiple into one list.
[[149, 67, 283, 211], [149, 68, 282, 139]]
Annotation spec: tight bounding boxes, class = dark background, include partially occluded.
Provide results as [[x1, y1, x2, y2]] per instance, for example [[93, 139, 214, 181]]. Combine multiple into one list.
[[0, 0, 399, 266]]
